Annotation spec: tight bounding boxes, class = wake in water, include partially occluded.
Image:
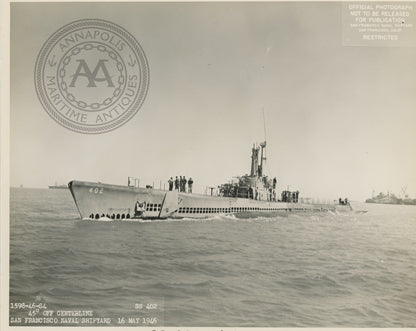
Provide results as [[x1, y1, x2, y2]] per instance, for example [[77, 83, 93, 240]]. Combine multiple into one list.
[[80, 214, 240, 223], [78, 211, 340, 224]]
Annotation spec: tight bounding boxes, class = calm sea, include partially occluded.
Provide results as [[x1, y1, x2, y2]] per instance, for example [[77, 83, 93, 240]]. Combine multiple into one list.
[[9, 188, 416, 327]]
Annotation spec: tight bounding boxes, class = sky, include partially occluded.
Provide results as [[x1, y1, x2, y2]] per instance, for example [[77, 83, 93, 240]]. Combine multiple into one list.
[[9, 2, 416, 201]]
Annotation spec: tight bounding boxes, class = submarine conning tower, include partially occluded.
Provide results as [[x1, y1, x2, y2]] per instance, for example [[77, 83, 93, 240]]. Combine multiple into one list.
[[250, 141, 267, 178], [219, 141, 282, 202]]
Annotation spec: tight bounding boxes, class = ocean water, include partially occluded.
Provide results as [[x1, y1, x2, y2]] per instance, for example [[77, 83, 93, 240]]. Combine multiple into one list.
[[9, 188, 416, 327]]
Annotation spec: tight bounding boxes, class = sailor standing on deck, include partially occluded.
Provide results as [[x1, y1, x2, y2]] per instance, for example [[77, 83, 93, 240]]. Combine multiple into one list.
[[188, 177, 193, 193], [168, 177, 173, 191], [179, 176, 184, 192], [182, 176, 186, 192], [174, 176, 179, 190]]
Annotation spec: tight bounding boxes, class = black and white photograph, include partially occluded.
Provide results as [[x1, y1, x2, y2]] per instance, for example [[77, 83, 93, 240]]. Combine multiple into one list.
[[1, 0, 416, 329]]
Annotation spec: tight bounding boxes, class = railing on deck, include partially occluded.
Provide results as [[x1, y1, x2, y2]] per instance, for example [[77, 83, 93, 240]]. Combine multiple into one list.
[[127, 177, 338, 205], [127, 177, 184, 192], [299, 197, 336, 205]]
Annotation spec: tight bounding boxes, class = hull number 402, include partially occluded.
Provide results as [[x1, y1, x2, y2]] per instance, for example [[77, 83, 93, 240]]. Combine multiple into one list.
[[89, 187, 104, 194]]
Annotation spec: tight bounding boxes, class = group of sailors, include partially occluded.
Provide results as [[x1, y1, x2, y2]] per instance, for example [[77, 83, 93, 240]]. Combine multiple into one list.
[[281, 190, 300, 203], [168, 176, 194, 193], [339, 197, 349, 205], [247, 186, 277, 202]]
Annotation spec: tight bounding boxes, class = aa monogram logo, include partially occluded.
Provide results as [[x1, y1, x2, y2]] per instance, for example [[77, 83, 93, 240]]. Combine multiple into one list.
[[70, 60, 115, 88], [35, 19, 150, 134]]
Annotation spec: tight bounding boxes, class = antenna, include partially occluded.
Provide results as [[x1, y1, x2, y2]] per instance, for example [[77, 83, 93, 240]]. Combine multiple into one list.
[[260, 108, 269, 176], [262, 108, 267, 142]]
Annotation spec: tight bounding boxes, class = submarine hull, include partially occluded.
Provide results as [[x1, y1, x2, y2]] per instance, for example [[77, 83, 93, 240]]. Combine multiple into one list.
[[68, 180, 351, 220]]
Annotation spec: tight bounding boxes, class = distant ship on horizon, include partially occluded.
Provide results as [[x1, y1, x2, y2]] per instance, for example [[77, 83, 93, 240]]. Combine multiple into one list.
[[48, 183, 68, 189], [366, 191, 416, 206]]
